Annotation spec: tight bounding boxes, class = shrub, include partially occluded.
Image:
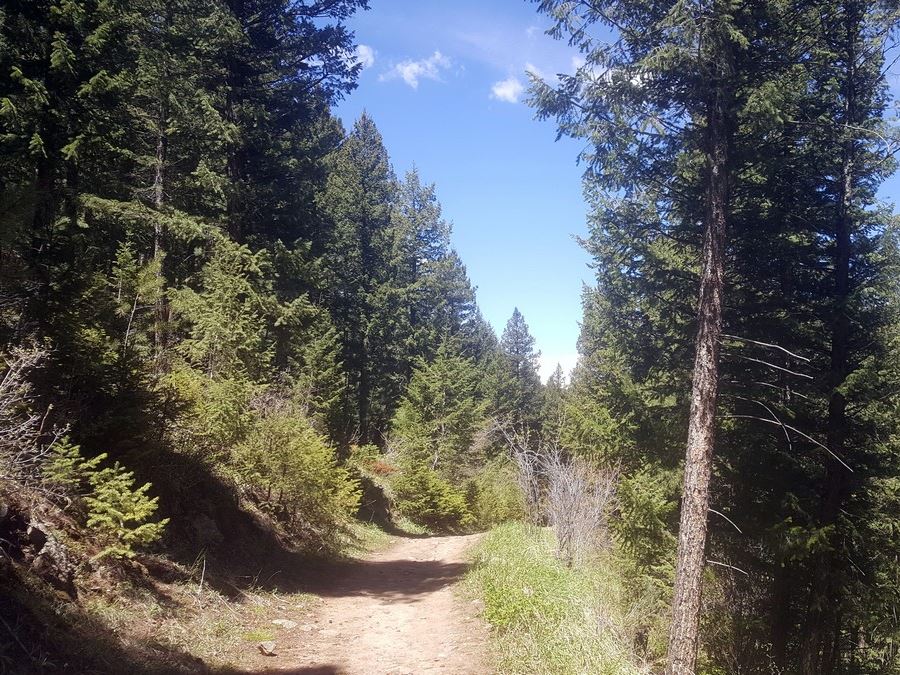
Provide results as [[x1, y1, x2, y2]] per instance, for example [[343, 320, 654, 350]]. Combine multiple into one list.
[[160, 364, 256, 461], [391, 465, 473, 531], [43, 437, 105, 491], [465, 458, 524, 529], [85, 463, 168, 560], [543, 450, 617, 566], [232, 405, 360, 541], [44, 439, 168, 560], [0, 347, 49, 482]]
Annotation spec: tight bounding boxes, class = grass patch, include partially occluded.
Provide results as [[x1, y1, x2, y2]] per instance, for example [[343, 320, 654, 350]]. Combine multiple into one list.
[[466, 522, 647, 674], [241, 628, 275, 642], [343, 521, 393, 554], [392, 515, 429, 536]]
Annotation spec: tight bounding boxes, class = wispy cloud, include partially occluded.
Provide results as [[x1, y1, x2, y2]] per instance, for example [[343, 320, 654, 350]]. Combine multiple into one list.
[[355, 44, 376, 69], [490, 76, 524, 103], [380, 51, 451, 89]]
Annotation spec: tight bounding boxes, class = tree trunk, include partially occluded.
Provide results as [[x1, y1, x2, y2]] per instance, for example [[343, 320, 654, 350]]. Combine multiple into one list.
[[152, 105, 168, 366], [798, 4, 858, 671], [665, 50, 731, 675], [770, 560, 793, 670]]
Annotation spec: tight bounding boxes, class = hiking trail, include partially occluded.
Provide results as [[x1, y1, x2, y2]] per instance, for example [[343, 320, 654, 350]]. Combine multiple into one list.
[[246, 533, 490, 674]]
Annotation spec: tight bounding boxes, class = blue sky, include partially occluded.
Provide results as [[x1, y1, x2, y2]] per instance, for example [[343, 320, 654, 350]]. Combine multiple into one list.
[[334, 1, 900, 382], [333, 0, 592, 381]]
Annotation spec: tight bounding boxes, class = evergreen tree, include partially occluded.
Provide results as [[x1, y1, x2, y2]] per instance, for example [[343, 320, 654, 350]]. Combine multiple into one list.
[[489, 308, 542, 429], [391, 341, 486, 483], [220, 0, 365, 244], [540, 363, 566, 442], [533, 0, 900, 669], [319, 113, 398, 442]]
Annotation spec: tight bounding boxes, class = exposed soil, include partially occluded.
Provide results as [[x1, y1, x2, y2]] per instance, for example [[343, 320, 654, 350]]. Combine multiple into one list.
[[241, 533, 491, 675]]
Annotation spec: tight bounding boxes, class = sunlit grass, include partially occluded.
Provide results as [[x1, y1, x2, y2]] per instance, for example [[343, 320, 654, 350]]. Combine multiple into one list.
[[466, 522, 648, 675]]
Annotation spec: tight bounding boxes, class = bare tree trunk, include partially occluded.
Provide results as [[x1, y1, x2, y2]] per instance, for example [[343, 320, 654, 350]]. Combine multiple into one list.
[[665, 55, 731, 675]]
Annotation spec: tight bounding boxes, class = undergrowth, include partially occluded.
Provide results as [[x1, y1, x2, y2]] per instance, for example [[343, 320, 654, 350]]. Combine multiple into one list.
[[466, 521, 649, 675]]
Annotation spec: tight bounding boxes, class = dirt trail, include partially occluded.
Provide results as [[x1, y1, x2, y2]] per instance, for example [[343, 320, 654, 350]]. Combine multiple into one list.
[[253, 533, 491, 675]]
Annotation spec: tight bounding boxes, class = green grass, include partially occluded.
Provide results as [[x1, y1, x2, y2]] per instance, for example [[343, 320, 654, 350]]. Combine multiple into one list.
[[466, 522, 647, 675], [342, 520, 393, 554], [341, 516, 428, 555], [241, 628, 275, 642]]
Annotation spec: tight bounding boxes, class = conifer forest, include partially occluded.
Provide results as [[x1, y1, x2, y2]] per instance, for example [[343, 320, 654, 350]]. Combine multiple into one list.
[[2, 1, 900, 673]]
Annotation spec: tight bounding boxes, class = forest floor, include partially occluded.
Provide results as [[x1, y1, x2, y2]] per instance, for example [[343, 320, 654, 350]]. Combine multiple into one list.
[[237, 532, 491, 674]]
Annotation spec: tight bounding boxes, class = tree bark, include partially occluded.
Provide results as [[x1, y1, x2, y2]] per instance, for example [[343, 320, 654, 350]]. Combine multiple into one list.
[[665, 49, 731, 675]]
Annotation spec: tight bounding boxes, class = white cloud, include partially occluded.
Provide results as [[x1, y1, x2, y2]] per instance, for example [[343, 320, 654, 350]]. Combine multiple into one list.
[[355, 44, 376, 69], [571, 55, 585, 70], [490, 76, 524, 103], [380, 51, 451, 89]]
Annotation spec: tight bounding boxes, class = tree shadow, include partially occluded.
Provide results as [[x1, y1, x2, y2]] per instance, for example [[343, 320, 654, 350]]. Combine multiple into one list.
[[216, 667, 344, 675], [0, 567, 207, 675], [300, 557, 470, 603]]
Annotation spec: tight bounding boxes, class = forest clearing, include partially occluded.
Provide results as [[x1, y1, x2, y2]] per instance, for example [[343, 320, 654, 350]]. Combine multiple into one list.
[[3, 0, 900, 673]]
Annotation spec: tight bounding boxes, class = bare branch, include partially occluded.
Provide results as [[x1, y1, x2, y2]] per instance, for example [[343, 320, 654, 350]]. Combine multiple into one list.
[[728, 354, 815, 380], [729, 395, 793, 453], [709, 508, 743, 535], [723, 415, 853, 473], [720, 333, 811, 362], [706, 559, 749, 576]]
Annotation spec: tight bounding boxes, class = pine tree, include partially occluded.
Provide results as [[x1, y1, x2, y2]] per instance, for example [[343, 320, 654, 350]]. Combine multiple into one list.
[[490, 308, 542, 430], [391, 341, 486, 482], [319, 113, 397, 442], [533, 0, 900, 669], [220, 0, 365, 244], [531, 0, 772, 669], [541, 363, 566, 442]]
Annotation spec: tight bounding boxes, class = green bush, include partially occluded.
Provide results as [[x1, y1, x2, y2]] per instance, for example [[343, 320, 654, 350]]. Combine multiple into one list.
[[465, 459, 524, 529], [232, 408, 360, 540], [160, 364, 257, 461], [391, 465, 473, 531], [85, 464, 169, 560], [44, 439, 168, 560]]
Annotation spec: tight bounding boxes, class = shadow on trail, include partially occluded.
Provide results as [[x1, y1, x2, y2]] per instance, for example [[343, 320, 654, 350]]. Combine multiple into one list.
[[218, 667, 344, 674], [302, 556, 471, 602]]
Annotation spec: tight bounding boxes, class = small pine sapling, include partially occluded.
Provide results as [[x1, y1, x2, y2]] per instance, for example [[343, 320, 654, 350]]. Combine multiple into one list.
[[43, 440, 168, 559], [85, 463, 168, 560]]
